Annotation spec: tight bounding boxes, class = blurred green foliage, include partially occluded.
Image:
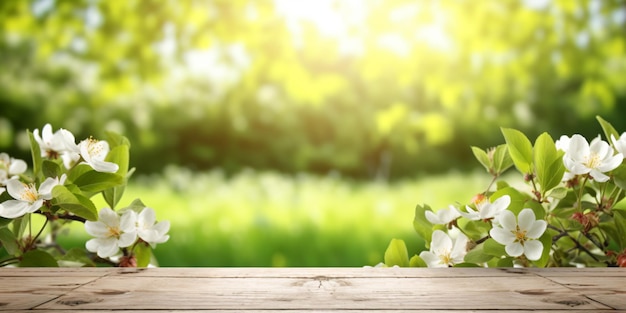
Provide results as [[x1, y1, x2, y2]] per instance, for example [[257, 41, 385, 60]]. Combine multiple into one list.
[[54, 167, 495, 266], [1, 0, 626, 178]]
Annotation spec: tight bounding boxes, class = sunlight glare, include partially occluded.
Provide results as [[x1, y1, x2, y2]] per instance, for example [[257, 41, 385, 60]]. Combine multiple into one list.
[[273, 0, 453, 56]]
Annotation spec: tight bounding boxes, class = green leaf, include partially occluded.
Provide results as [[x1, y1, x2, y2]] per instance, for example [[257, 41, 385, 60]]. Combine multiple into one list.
[[493, 144, 514, 174], [614, 210, 626, 249], [51, 185, 98, 221], [384, 238, 409, 267], [19, 250, 58, 267], [464, 244, 494, 264], [413, 204, 434, 244], [471, 146, 491, 173], [0, 217, 11, 228], [0, 227, 19, 255], [11, 216, 28, 239], [105, 131, 131, 149], [497, 257, 514, 267], [103, 145, 130, 209], [612, 164, 626, 190], [524, 200, 547, 220], [27, 130, 43, 180], [119, 198, 147, 214], [133, 242, 152, 268], [58, 248, 95, 267], [42, 160, 63, 179], [453, 262, 481, 267], [596, 115, 620, 144], [409, 254, 427, 267], [534, 132, 565, 194], [483, 238, 506, 257], [501, 127, 533, 174], [72, 170, 124, 194], [105, 145, 129, 175], [547, 187, 568, 200], [462, 220, 490, 239]]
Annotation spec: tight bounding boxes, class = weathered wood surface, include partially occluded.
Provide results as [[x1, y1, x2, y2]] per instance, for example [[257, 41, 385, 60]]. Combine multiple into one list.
[[0, 267, 624, 312]]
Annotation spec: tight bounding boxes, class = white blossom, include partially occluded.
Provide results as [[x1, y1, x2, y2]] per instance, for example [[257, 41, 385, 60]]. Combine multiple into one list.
[[33, 124, 80, 169], [419, 230, 467, 268], [460, 194, 510, 221], [0, 175, 65, 219], [78, 138, 119, 173], [85, 208, 137, 258], [611, 132, 626, 158], [489, 209, 547, 261], [425, 205, 461, 225], [555, 135, 571, 153], [0, 153, 27, 185], [135, 207, 170, 247], [563, 134, 622, 182]]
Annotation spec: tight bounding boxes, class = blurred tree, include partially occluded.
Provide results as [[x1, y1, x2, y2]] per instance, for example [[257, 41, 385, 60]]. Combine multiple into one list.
[[1, 0, 625, 178]]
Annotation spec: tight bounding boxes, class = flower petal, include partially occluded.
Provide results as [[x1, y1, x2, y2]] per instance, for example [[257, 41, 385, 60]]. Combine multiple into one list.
[[8, 159, 27, 175], [98, 208, 120, 227], [85, 238, 100, 253], [563, 157, 590, 175], [491, 195, 511, 211], [597, 154, 623, 172], [425, 210, 440, 224], [38, 177, 60, 200], [85, 221, 110, 237], [6, 179, 26, 200], [589, 169, 609, 183], [97, 238, 120, 258], [89, 159, 119, 173], [450, 233, 468, 262], [567, 135, 590, 161], [489, 227, 515, 245], [505, 242, 524, 257], [517, 209, 536, 232], [431, 230, 452, 252], [523, 239, 544, 261], [419, 251, 446, 268], [0, 200, 30, 218], [526, 220, 547, 239], [498, 210, 517, 232], [120, 210, 138, 232], [117, 232, 137, 248], [459, 206, 480, 220], [138, 207, 157, 227]]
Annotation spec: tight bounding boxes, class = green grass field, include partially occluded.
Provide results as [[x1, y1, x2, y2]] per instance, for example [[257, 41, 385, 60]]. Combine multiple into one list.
[[58, 167, 496, 266]]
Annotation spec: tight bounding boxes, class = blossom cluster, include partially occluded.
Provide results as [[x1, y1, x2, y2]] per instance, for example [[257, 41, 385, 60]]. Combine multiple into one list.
[[382, 116, 626, 268], [0, 124, 169, 267]]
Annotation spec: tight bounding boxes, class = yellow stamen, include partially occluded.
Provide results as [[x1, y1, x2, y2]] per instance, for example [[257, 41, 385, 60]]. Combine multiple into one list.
[[513, 225, 527, 244], [584, 153, 601, 169], [106, 226, 122, 239], [20, 184, 39, 203], [86, 138, 103, 157]]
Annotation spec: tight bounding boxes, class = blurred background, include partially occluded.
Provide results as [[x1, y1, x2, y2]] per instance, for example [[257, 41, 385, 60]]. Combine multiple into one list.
[[1, 0, 626, 266]]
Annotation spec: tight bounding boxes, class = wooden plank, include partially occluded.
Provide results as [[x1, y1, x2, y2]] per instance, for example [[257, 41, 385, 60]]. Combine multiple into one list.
[[2, 268, 624, 311], [11, 308, 626, 313], [39, 275, 609, 311], [530, 268, 626, 277], [536, 275, 626, 309], [0, 275, 102, 310], [42, 267, 537, 278], [0, 267, 115, 277]]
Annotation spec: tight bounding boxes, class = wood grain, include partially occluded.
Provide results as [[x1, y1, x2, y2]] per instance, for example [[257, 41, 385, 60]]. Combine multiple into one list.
[[0, 268, 623, 312]]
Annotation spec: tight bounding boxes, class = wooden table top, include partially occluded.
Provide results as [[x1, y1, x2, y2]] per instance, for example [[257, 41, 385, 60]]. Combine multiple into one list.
[[1, 267, 624, 312]]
